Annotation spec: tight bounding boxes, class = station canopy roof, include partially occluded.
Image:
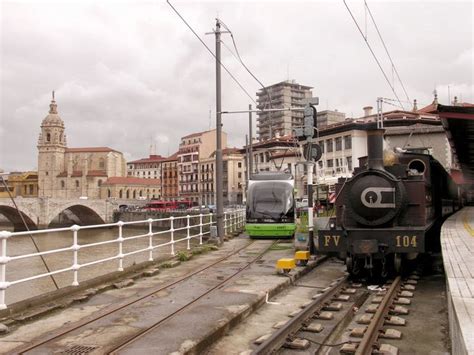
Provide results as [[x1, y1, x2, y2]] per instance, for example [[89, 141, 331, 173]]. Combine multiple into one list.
[[437, 104, 474, 184]]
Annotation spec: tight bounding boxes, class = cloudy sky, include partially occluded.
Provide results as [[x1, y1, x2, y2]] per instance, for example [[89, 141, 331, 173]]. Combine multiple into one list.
[[1, 0, 472, 172]]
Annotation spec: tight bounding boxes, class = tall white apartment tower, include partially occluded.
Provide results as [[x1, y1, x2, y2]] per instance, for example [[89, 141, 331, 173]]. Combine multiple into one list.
[[256, 80, 313, 140]]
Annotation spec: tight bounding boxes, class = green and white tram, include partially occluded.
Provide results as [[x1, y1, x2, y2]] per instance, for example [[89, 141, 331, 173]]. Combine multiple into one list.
[[245, 172, 296, 238]]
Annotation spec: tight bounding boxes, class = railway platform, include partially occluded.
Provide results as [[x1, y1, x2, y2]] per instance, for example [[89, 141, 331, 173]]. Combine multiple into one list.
[[0, 236, 323, 354], [441, 206, 474, 355]]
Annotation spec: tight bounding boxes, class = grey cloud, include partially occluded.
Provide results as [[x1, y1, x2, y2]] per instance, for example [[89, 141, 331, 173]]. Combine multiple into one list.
[[1, 0, 472, 172]]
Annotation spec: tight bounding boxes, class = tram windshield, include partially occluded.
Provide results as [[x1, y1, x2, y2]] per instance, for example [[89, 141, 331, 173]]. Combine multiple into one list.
[[247, 181, 294, 220]]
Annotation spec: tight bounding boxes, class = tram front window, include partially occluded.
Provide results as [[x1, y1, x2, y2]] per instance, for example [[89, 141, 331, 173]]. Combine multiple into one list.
[[247, 182, 294, 220]]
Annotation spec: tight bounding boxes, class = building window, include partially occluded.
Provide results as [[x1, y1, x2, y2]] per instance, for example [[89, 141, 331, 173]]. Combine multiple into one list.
[[61, 180, 65, 189], [126, 190, 130, 199], [119, 190, 123, 198], [344, 135, 352, 150], [133, 190, 136, 199], [326, 139, 333, 152], [319, 141, 325, 153], [327, 159, 333, 168], [108, 189, 111, 198], [335, 137, 342, 151], [99, 158, 105, 169], [98, 179, 102, 186], [75, 180, 80, 188], [238, 162, 242, 168], [46, 133, 51, 142], [347, 156, 353, 171], [238, 172, 242, 178]]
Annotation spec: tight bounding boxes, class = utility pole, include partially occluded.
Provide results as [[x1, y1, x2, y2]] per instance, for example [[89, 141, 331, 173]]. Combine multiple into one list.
[[307, 162, 316, 255], [215, 19, 224, 243], [248, 104, 253, 177], [245, 134, 249, 188]]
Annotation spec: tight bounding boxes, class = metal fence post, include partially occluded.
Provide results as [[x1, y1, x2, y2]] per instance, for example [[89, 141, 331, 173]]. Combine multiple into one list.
[[117, 221, 124, 271], [186, 215, 191, 250], [224, 212, 228, 236], [0, 231, 11, 310], [71, 225, 80, 286], [170, 216, 175, 256], [199, 214, 203, 245], [148, 218, 153, 261]]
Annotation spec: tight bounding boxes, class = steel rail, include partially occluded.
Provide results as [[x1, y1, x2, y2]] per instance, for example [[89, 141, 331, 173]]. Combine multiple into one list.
[[355, 276, 402, 355], [252, 275, 349, 355], [107, 240, 281, 354], [11, 239, 255, 355]]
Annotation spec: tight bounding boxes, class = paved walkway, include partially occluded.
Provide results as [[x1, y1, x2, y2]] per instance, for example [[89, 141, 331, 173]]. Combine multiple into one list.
[[441, 207, 474, 355]]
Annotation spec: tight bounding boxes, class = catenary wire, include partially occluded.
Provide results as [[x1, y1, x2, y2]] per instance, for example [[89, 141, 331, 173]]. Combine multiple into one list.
[[343, 0, 405, 110], [365, 0, 411, 104], [218, 19, 279, 138], [166, 0, 257, 105]]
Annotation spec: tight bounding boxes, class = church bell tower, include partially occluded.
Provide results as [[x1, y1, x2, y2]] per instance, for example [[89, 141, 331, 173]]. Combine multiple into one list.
[[37, 92, 67, 197]]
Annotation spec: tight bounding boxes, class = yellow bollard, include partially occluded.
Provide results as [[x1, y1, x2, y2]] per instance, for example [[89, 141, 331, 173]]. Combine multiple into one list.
[[294, 251, 310, 266], [276, 258, 296, 274]]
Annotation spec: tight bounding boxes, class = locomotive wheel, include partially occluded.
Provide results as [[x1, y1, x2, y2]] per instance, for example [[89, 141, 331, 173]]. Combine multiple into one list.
[[394, 253, 402, 274], [346, 255, 360, 276], [346, 255, 353, 271]]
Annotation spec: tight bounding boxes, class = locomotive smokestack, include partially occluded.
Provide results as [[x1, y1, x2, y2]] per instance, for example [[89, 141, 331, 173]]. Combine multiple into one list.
[[367, 129, 385, 170]]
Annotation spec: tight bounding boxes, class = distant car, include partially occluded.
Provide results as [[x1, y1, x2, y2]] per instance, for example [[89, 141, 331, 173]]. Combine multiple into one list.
[[207, 204, 216, 213]]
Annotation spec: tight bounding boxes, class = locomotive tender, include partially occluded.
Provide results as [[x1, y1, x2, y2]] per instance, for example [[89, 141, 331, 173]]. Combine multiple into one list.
[[318, 128, 460, 275]]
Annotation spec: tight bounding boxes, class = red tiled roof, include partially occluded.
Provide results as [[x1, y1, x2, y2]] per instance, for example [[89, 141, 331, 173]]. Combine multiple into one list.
[[66, 147, 119, 153], [103, 177, 161, 186], [87, 170, 108, 177], [418, 102, 438, 114], [128, 155, 165, 164], [222, 147, 241, 155], [71, 171, 83, 177], [161, 152, 179, 162], [57, 172, 67, 177]]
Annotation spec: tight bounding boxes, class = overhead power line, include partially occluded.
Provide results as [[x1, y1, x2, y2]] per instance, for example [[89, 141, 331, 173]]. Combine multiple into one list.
[[343, 0, 405, 110], [166, 0, 257, 105], [218, 20, 272, 108], [364, 0, 411, 104]]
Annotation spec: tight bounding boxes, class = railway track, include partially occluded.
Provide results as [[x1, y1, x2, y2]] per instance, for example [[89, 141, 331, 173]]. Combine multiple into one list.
[[10, 239, 279, 355], [251, 274, 420, 355]]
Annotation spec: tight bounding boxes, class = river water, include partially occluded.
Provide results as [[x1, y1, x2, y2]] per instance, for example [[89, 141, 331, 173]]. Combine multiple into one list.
[[3, 222, 206, 305]]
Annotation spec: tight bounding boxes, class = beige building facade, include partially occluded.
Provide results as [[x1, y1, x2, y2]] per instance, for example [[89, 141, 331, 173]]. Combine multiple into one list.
[[178, 129, 227, 203], [100, 177, 161, 200], [199, 148, 245, 206], [37, 95, 126, 199]]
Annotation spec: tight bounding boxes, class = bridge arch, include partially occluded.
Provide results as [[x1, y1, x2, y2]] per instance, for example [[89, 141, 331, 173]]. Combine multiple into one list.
[[0, 205, 38, 231], [48, 203, 105, 228]]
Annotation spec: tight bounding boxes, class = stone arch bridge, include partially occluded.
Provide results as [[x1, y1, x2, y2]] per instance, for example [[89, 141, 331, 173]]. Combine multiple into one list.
[[0, 198, 128, 231]]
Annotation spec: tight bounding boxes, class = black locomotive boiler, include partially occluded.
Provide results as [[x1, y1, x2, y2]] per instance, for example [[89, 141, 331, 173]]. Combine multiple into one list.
[[317, 128, 460, 276]]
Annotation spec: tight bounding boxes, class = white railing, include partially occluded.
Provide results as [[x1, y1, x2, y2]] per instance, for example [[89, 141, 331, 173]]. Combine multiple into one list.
[[0, 209, 245, 310]]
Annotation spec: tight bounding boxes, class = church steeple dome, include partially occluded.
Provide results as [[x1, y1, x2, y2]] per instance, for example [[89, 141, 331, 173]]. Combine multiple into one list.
[[41, 91, 65, 128], [38, 91, 67, 148]]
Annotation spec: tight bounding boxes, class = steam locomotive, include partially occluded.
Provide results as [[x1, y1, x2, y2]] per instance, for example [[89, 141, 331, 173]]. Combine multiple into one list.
[[317, 128, 460, 276]]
